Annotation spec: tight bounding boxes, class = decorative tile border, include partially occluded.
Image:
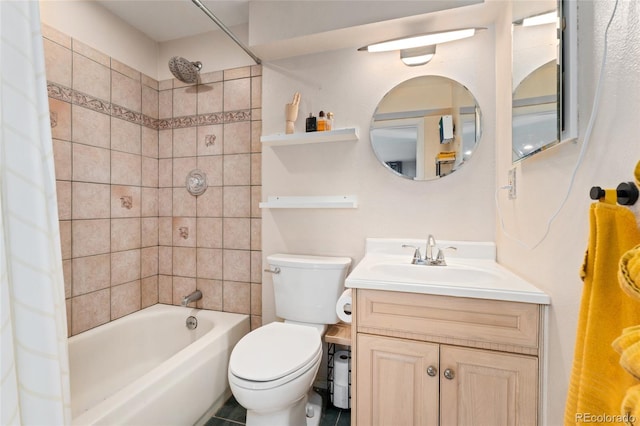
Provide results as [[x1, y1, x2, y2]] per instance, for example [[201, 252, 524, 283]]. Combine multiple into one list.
[[47, 81, 252, 130]]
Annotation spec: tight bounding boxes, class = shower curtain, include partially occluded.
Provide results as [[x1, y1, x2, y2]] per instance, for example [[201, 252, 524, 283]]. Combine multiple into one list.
[[0, 1, 72, 424]]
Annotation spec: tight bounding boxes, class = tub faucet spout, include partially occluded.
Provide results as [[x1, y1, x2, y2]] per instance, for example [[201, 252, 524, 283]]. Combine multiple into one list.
[[182, 290, 202, 306]]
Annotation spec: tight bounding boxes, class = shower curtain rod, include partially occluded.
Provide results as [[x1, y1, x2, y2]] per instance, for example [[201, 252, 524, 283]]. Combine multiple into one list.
[[191, 0, 262, 65]]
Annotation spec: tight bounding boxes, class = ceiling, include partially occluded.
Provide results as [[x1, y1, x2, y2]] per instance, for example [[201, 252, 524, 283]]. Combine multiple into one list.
[[95, 0, 251, 42]]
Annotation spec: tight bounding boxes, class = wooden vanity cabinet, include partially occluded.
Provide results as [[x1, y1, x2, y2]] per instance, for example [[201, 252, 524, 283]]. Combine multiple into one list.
[[351, 289, 542, 426]]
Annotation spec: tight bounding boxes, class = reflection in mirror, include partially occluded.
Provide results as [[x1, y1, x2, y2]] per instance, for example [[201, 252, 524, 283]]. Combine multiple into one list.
[[511, 1, 560, 163], [370, 76, 482, 181]]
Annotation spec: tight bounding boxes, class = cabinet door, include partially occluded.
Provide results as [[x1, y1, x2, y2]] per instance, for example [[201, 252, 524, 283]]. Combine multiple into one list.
[[356, 334, 439, 426], [439, 345, 538, 426]]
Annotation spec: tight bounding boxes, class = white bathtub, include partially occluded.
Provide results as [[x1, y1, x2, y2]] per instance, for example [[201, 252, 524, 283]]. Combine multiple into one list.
[[69, 304, 250, 425]]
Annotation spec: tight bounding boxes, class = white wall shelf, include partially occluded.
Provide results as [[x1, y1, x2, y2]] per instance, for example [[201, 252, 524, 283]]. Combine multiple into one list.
[[259, 195, 358, 209], [260, 128, 359, 147]]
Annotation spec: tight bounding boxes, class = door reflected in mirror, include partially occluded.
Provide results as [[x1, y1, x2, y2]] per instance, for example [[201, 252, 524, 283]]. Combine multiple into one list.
[[370, 76, 482, 181], [511, 0, 560, 163]]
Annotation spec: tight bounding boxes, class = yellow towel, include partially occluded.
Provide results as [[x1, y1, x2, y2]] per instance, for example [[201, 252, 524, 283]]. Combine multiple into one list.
[[565, 203, 640, 425], [620, 245, 640, 302], [620, 341, 640, 381], [621, 384, 640, 424], [612, 326, 640, 354]]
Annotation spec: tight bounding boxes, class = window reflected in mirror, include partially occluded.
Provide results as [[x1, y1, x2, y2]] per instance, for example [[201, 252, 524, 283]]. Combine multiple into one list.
[[370, 76, 482, 181]]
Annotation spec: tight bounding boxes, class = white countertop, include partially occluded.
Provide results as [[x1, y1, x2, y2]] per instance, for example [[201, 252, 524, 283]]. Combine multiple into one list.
[[345, 238, 551, 305]]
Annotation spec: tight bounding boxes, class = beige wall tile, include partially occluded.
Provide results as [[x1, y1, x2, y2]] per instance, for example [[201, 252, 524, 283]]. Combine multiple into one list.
[[200, 70, 223, 85], [111, 59, 140, 81], [49, 98, 71, 141], [158, 246, 172, 275], [223, 186, 250, 218], [111, 117, 141, 154], [172, 217, 196, 247], [173, 188, 196, 217], [173, 87, 197, 117], [251, 219, 261, 251], [223, 218, 250, 249], [223, 280, 250, 314], [142, 126, 158, 158], [53, 139, 72, 181], [159, 79, 173, 91], [57, 180, 71, 220], [158, 275, 173, 304], [196, 248, 222, 280], [72, 143, 110, 183], [197, 82, 223, 114], [173, 276, 196, 305], [111, 249, 141, 285], [44, 38, 72, 87], [141, 275, 159, 308], [224, 67, 251, 80], [158, 188, 173, 217], [223, 121, 251, 154], [158, 159, 173, 188], [197, 124, 223, 156], [197, 186, 223, 217], [63, 259, 72, 299], [197, 155, 223, 187], [141, 246, 159, 278], [251, 283, 262, 315], [141, 217, 159, 248], [173, 247, 196, 278], [142, 157, 158, 188], [72, 182, 110, 219], [159, 129, 172, 158], [196, 217, 222, 248], [73, 53, 110, 101], [251, 120, 262, 153], [173, 127, 197, 157], [250, 315, 262, 331], [111, 280, 141, 320], [223, 154, 250, 186], [72, 39, 109, 67], [141, 187, 158, 217], [173, 157, 197, 187], [251, 76, 262, 108], [251, 186, 262, 218], [141, 74, 158, 90], [197, 279, 222, 310], [72, 254, 111, 296], [111, 186, 141, 218], [142, 86, 159, 120], [59, 220, 72, 260], [72, 106, 110, 149], [250, 251, 262, 283], [73, 219, 110, 257], [111, 151, 141, 186], [111, 218, 141, 252], [251, 153, 261, 185], [71, 289, 110, 335], [159, 90, 173, 119], [158, 217, 172, 246], [223, 78, 250, 112], [223, 249, 250, 282], [251, 108, 261, 121], [112, 71, 141, 112], [42, 24, 72, 48]]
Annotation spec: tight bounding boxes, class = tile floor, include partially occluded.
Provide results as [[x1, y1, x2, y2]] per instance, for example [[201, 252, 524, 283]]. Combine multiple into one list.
[[206, 389, 351, 426]]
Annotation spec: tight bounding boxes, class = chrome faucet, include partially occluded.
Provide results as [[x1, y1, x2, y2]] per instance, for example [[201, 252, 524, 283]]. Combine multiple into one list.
[[402, 235, 456, 266], [181, 290, 202, 306]]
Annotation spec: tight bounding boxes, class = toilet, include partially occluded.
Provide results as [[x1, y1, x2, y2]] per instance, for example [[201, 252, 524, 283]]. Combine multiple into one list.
[[228, 253, 352, 426]]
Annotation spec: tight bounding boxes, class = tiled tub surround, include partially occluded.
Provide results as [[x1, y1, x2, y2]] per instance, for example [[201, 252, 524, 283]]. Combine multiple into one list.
[[43, 24, 262, 336]]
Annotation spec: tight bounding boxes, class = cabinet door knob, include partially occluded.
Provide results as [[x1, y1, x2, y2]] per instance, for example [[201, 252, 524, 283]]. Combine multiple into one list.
[[444, 368, 455, 380], [426, 366, 437, 377]]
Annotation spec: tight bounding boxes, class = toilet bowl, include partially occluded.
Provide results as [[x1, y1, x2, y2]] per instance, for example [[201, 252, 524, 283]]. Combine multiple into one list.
[[228, 322, 323, 426]]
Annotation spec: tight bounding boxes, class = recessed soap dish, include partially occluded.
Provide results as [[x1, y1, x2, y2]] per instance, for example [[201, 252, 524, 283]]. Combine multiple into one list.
[[186, 169, 207, 196]]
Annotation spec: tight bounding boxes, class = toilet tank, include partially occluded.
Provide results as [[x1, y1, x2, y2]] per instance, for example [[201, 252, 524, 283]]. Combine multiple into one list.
[[267, 254, 352, 325]]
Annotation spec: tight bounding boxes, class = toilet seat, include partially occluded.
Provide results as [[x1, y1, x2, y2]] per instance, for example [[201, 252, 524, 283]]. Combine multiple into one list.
[[229, 322, 322, 390]]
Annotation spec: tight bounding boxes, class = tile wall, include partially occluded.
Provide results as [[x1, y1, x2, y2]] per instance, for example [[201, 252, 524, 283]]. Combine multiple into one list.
[[43, 24, 262, 336]]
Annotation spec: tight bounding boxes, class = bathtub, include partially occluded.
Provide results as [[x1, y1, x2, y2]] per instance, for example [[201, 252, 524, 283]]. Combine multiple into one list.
[[69, 304, 250, 425]]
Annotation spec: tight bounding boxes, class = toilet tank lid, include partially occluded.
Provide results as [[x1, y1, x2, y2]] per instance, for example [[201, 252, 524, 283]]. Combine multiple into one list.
[[267, 254, 351, 269]]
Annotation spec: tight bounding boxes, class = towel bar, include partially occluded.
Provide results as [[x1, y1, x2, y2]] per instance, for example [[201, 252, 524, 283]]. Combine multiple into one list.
[[590, 182, 639, 206]]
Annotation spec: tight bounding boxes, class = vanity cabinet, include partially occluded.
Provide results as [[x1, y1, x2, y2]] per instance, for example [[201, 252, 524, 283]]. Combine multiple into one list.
[[352, 289, 542, 426]]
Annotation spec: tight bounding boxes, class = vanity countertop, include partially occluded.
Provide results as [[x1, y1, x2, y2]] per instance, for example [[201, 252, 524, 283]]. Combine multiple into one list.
[[345, 238, 551, 305]]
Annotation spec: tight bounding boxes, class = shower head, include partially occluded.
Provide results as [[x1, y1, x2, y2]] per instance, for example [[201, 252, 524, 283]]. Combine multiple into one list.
[[168, 56, 202, 84]]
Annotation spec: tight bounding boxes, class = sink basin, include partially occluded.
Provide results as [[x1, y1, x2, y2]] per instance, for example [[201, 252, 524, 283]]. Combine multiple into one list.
[[369, 262, 501, 285]]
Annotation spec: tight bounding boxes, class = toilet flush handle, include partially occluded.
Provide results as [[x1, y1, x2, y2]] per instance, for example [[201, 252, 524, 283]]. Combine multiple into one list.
[[264, 266, 281, 274]]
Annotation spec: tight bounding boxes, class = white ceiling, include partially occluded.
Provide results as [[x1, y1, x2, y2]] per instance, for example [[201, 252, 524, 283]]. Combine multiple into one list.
[[95, 0, 251, 42]]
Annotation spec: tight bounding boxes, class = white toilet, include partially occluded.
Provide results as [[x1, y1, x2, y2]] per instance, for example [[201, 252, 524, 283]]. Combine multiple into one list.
[[228, 253, 351, 426]]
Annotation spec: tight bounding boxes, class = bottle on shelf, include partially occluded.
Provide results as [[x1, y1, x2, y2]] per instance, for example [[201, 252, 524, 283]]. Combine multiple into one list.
[[317, 111, 327, 131], [306, 113, 317, 132], [326, 112, 334, 131]]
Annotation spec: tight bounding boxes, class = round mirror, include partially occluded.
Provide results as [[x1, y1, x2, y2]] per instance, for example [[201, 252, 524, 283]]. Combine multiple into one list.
[[370, 76, 482, 181]]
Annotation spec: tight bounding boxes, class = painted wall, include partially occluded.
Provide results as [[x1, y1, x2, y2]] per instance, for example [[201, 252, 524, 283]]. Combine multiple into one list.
[[495, 0, 640, 423]]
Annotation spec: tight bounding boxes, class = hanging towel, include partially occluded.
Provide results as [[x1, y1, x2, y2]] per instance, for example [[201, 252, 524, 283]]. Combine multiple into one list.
[[621, 385, 640, 423], [619, 341, 640, 381], [613, 326, 640, 354], [620, 245, 640, 302], [565, 203, 640, 425]]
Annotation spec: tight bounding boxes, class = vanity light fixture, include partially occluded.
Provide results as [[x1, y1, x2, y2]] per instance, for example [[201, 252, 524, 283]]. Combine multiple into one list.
[[359, 28, 479, 53], [400, 45, 436, 67]]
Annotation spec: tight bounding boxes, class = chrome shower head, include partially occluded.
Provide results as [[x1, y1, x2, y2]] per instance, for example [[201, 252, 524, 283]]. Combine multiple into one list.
[[168, 56, 202, 84]]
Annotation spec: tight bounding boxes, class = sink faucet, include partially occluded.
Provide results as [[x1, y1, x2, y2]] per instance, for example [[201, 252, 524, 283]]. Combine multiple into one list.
[[403, 235, 455, 266], [426, 234, 437, 263], [181, 290, 202, 306]]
